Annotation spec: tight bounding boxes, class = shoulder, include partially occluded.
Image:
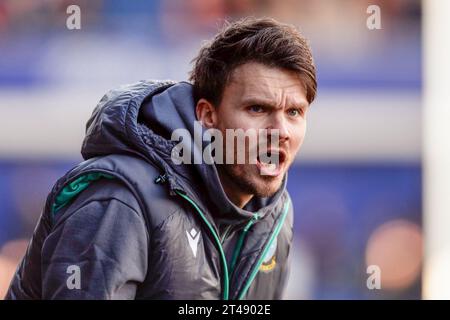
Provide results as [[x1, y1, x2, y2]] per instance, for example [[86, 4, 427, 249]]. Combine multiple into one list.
[[80, 177, 141, 212], [52, 177, 143, 226]]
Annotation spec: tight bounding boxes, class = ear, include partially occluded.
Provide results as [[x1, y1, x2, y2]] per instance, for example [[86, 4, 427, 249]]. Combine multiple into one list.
[[195, 98, 217, 128]]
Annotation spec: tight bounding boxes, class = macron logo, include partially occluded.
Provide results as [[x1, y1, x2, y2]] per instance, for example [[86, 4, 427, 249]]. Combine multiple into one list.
[[186, 227, 201, 257]]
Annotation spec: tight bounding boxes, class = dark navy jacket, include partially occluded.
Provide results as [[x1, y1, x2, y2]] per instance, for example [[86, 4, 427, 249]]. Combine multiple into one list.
[[6, 80, 294, 300]]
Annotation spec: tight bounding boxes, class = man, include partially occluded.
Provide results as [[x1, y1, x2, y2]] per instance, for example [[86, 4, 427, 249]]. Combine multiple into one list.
[[6, 17, 316, 300]]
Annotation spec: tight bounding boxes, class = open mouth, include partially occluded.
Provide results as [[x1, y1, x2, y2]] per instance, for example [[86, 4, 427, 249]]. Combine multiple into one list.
[[256, 149, 287, 177]]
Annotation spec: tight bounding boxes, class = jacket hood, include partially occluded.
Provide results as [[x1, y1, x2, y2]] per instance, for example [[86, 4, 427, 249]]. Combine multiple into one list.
[[81, 80, 287, 225]]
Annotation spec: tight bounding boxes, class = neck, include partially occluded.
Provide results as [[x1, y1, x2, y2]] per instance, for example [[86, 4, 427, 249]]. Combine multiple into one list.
[[216, 168, 253, 208]]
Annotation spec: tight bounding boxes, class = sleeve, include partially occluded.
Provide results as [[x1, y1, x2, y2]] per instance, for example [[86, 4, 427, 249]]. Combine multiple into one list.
[[40, 197, 149, 299]]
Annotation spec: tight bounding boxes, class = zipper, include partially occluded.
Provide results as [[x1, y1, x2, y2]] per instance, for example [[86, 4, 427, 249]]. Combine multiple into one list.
[[236, 199, 290, 300], [174, 189, 230, 300], [229, 213, 260, 275], [155, 174, 289, 301]]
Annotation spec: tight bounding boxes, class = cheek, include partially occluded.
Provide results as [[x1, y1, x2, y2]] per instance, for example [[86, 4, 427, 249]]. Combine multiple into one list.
[[216, 108, 262, 131], [224, 115, 255, 131], [215, 109, 242, 131]]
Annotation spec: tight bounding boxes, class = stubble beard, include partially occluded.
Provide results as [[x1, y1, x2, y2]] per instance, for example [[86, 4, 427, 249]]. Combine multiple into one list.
[[217, 162, 284, 199]]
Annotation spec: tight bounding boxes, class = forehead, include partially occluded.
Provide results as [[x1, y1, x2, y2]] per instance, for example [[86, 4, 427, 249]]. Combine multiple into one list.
[[225, 62, 308, 106]]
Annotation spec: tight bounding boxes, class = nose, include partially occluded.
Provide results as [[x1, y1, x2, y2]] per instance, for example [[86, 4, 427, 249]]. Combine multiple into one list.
[[267, 113, 290, 144]]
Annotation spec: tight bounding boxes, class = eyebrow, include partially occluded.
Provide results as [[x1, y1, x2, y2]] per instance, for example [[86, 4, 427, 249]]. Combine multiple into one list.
[[241, 98, 309, 110], [241, 98, 276, 109]]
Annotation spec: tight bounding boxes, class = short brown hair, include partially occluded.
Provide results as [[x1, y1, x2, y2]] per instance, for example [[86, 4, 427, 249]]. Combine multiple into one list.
[[189, 17, 317, 106]]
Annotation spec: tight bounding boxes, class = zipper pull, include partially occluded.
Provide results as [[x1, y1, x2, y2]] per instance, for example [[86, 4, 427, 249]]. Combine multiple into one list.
[[244, 213, 260, 232], [154, 173, 168, 184]]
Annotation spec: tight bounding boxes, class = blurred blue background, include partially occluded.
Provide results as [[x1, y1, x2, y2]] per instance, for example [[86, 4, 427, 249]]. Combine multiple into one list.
[[0, 0, 422, 299]]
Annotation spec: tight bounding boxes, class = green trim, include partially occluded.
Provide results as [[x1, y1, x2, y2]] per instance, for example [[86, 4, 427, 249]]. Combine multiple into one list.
[[175, 190, 230, 300], [174, 189, 289, 300], [237, 200, 290, 300], [51, 172, 115, 216], [229, 213, 259, 274]]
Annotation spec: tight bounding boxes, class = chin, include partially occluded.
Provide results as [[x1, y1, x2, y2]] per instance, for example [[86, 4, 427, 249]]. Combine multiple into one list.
[[241, 172, 284, 198], [223, 164, 285, 198], [254, 176, 284, 197]]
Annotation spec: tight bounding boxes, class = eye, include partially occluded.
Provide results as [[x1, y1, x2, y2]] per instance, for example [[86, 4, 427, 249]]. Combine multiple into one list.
[[287, 108, 302, 117], [248, 105, 265, 113]]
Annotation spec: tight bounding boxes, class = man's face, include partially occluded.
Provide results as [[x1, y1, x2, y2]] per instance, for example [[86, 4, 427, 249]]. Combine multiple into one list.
[[214, 62, 309, 198]]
